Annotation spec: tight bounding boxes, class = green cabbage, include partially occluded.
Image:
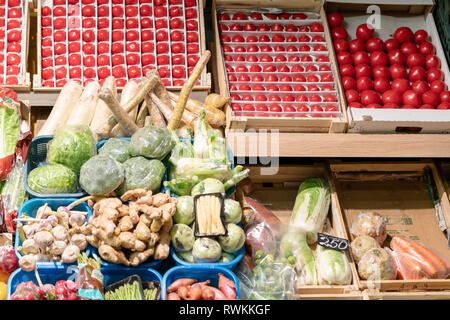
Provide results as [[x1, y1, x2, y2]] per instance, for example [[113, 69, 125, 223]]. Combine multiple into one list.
[[98, 138, 131, 163], [28, 163, 78, 194], [118, 156, 165, 194], [129, 126, 175, 160], [79, 155, 124, 195], [47, 125, 97, 174]]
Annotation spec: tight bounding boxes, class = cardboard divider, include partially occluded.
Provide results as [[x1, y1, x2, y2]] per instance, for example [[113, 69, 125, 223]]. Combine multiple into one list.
[[329, 161, 450, 293]]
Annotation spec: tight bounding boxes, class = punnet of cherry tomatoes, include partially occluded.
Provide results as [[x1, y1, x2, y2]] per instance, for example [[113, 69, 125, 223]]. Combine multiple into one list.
[[218, 10, 342, 119], [0, 0, 25, 86], [327, 12, 450, 110], [39, 0, 202, 88]]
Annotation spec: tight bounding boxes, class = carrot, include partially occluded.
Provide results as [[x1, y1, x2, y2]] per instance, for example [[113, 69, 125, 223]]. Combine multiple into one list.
[[391, 236, 447, 279], [393, 251, 429, 280], [167, 278, 197, 293]]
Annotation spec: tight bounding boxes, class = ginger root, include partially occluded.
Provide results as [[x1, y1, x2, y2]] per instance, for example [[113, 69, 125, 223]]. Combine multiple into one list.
[[129, 247, 154, 266], [99, 244, 130, 266], [154, 232, 170, 260]]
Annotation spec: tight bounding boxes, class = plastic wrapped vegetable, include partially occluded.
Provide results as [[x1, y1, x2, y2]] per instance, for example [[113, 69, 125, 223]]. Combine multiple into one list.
[[192, 238, 222, 263], [350, 235, 380, 263], [193, 112, 209, 159], [289, 178, 330, 244], [358, 248, 397, 280], [223, 199, 242, 224], [118, 156, 165, 194], [28, 164, 78, 194], [191, 178, 225, 197], [280, 231, 318, 285], [170, 224, 195, 252], [316, 244, 352, 285], [47, 125, 97, 174], [129, 126, 175, 160], [173, 196, 195, 225], [79, 155, 124, 195], [390, 236, 450, 279], [0, 97, 20, 176], [168, 131, 195, 167], [218, 224, 245, 253], [175, 158, 229, 180], [98, 138, 131, 163], [164, 176, 199, 196], [351, 212, 387, 246]]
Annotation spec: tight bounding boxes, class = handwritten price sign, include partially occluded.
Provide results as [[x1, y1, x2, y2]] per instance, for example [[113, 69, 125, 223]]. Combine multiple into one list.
[[317, 233, 349, 252]]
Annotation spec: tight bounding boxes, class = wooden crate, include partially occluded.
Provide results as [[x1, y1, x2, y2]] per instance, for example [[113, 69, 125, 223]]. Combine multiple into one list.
[[2, 0, 31, 91], [365, 289, 450, 300], [212, 0, 348, 133], [329, 161, 450, 294], [33, 0, 211, 94], [243, 164, 360, 297], [324, 0, 450, 133]]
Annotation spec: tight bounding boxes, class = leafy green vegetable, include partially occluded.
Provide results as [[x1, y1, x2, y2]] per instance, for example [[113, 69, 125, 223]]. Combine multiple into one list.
[[79, 155, 124, 195], [118, 156, 165, 195], [28, 163, 78, 194], [193, 112, 209, 159], [98, 138, 131, 163], [47, 124, 97, 174], [2, 158, 27, 211], [129, 126, 175, 160], [191, 178, 225, 197], [0, 101, 20, 159]]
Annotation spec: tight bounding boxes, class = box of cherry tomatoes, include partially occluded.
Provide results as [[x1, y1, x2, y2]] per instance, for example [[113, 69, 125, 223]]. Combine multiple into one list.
[[212, 0, 348, 133], [0, 0, 30, 91], [34, 0, 211, 92], [325, 0, 450, 133]]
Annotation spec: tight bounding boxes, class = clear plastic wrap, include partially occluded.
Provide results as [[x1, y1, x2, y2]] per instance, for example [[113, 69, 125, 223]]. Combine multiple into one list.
[[79, 155, 124, 196], [389, 236, 450, 280], [350, 212, 387, 246], [118, 156, 165, 194], [350, 235, 380, 263], [129, 126, 175, 160], [97, 138, 131, 163], [357, 247, 397, 281], [316, 243, 352, 285], [27, 163, 78, 194], [47, 124, 97, 174]]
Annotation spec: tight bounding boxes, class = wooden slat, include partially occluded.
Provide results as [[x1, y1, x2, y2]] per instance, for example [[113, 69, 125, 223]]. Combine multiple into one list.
[[226, 132, 450, 158]]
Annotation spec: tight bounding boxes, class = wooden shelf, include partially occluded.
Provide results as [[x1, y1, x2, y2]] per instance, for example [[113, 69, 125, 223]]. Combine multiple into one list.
[[226, 132, 450, 158]]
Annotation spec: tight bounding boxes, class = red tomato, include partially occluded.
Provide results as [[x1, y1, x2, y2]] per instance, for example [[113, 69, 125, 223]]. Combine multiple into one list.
[[268, 94, 281, 102], [391, 78, 411, 94], [349, 102, 364, 108], [334, 39, 348, 53], [414, 29, 428, 44], [430, 80, 447, 94], [6, 54, 20, 65], [270, 104, 282, 112], [373, 66, 390, 80], [345, 89, 360, 103], [141, 18, 153, 29], [374, 78, 390, 93], [357, 77, 373, 91], [440, 91, 450, 103], [342, 76, 356, 90], [55, 66, 67, 79], [348, 39, 365, 54], [370, 51, 388, 67], [327, 12, 343, 27], [316, 55, 329, 62], [425, 55, 441, 70], [406, 53, 425, 68], [69, 67, 81, 79], [411, 80, 430, 95], [142, 54, 155, 66], [419, 41, 435, 56], [68, 53, 81, 66], [186, 20, 198, 31], [400, 41, 418, 56], [366, 103, 381, 109], [340, 64, 355, 77], [388, 49, 406, 65], [356, 24, 374, 40], [54, 6, 67, 16], [382, 90, 402, 105], [53, 30, 66, 42], [426, 68, 443, 83], [331, 27, 348, 40], [53, 18, 66, 29], [54, 43, 67, 55], [97, 30, 109, 42], [419, 104, 434, 109], [355, 64, 372, 78], [353, 51, 370, 65], [390, 64, 407, 80], [366, 38, 384, 52], [360, 90, 381, 105], [280, 85, 293, 92], [126, 19, 138, 29], [408, 66, 427, 82], [128, 66, 141, 78], [55, 56, 66, 65], [394, 27, 413, 43], [402, 90, 422, 107], [437, 102, 450, 109], [422, 90, 440, 106], [296, 94, 308, 101], [310, 22, 323, 32], [7, 42, 20, 53], [384, 38, 399, 52], [310, 94, 322, 102]]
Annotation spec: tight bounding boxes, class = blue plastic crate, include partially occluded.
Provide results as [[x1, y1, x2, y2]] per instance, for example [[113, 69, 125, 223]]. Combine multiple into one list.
[[24, 135, 88, 198], [163, 138, 237, 198], [14, 198, 93, 266], [171, 246, 244, 270], [161, 265, 240, 300], [7, 265, 162, 300]]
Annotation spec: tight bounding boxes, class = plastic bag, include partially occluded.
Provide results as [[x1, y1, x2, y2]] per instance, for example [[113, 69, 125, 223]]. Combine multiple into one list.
[[118, 156, 165, 195], [79, 155, 124, 196], [98, 138, 131, 163], [389, 236, 450, 280], [0, 243, 18, 274], [350, 212, 387, 246], [9, 281, 45, 300], [76, 254, 104, 300]]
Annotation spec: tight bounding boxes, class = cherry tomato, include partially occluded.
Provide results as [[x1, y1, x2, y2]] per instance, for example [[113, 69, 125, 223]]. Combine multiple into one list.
[[382, 89, 402, 105], [408, 66, 426, 82], [390, 64, 407, 80], [360, 90, 381, 106], [402, 90, 422, 107], [394, 27, 414, 43], [356, 24, 374, 40], [411, 80, 430, 95], [384, 38, 399, 52], [388, 50, 406, 65], [400, 41, 418, 56], [328, 12, 343, 27], [391, 78, 411, 94], [426, 68, 443, 83]]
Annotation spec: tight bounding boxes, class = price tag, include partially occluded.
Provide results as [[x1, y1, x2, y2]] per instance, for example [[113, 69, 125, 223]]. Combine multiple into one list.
[[317, 233, 349, 252]]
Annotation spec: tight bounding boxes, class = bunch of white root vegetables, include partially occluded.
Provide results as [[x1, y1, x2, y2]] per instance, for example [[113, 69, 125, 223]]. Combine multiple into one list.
[[85, 189, 177, 266], [37, 51, 227, 138]]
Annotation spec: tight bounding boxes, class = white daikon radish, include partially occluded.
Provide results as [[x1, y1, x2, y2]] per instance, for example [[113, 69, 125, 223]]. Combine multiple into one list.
[[37, 81, 83, 136], [90, 76, 117, 132], [112, 80, 140, 137], [66, 81, 101, 126]]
